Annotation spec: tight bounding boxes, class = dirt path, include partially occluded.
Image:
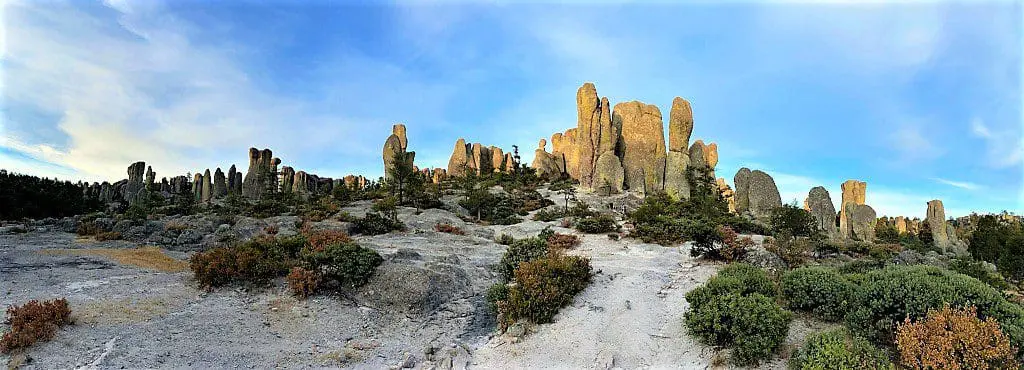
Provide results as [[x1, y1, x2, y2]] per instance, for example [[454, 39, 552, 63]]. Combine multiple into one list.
[[470, 234, 721, 369]]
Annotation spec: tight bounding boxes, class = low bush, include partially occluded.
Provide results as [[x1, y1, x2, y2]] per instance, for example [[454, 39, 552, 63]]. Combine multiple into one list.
[[950, 258, 1011, 291], [845, 265, 1024, 352], [286, 267, 321, 299], [781, 267, 856, 321], [685, 292, 791, 365], [499, 254, 591, 327], [896, 305, 1018, 369], [0, 298, 72, 354], [301, 242, 383, 289], [532, 208, 565, 222], [497, 236, 550, 282], [434, 223, 466, 236], [718, 226, 753, 262], [94, 231, 122, 241], [685, 263, 790, 365], [76, 220, 104, 236], [764, 232, 812, 268], [546, 232, 580, 250], [353, 213, 405, 236], [790, 328, 892, 370], [495, 233, 515, 245], [575, 214, 617, 234], [485, 283, 509, 315], [189, 237, 291, 288]]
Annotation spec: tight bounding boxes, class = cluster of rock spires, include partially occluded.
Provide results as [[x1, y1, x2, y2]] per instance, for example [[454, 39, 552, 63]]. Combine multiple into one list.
[[76, 80, 970, 255], [529, 83, 720, 197]]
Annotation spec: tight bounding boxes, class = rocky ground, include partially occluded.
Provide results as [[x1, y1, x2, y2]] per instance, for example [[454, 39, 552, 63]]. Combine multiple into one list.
[[1, 192, 822, 369]]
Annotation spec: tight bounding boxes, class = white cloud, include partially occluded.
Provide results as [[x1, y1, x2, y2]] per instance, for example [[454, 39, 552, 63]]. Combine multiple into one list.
[[932, 177, 982, 191], [971, 117, 993, 138], [889, 124, 942, 161], [969, 118, 1023, 169]]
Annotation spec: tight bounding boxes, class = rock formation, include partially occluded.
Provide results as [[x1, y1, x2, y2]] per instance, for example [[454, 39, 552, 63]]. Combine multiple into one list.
[[805, 186, 837, 237], [838, 180, 867, 239], [393, 123, 408, 150], [293, 171, 313, 196], [383, 124, 412, 181], [201, 169, 212, 203], [593, 151, 624, 195], [926, 199, 951, 251], [615, 101, 666, 194], [846, 204, 876, 241], [744, 170, 782, 220], [471, 144, 491, 175], [280, 166, 295, 194], [242, 148, 280, 200], [531, 139, 563, 180], [213, 168, 228, 198], [664, 97, 693, 200], [233, 172, 243, 195], [734, 168, 752, 213], [123, 161, 147, 206], [227, 165, 238, 195], [192, 173, 203, 202], [895, 216, 907, 234], [574, 83, 617, 189], [717, 178, 736, 212], [447, 138, 471, 177], [145, 166, 155, 190]]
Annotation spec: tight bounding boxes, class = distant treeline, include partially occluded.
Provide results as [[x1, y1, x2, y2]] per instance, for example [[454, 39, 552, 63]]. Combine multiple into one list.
[[0, 170, 102, 220]]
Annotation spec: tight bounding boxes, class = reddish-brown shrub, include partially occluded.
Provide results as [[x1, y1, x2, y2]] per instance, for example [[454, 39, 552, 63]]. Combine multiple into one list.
[[546, 233, 581, 250], [302, 228, 353, 252], [94, 231, 122, 241], [76, 221, 103, 236], [286, 267, 321, 299], [499, 254, 591, 328], [0, 298, 72, 354], [434, 223, 466, 236], [264, 224, 279, 235], [896, 305, 1018, 370], [717, 226, 753, 262]]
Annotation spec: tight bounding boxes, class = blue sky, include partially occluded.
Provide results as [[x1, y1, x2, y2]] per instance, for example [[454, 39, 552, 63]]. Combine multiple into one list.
[[1, 0, 1022, 218]]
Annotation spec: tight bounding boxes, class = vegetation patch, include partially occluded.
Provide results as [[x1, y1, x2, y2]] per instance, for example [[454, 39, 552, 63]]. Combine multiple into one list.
[[781, 266, 856, 321], [40, 246, 187, 272], [684, 263, 790, 365], [434, 223, 466, 235], [498, 254, 591, 328], [0, 298, 73, 354], [896, 305, 1018, 369], [575, 214, 617, 234], [790, 328, 893, 370]]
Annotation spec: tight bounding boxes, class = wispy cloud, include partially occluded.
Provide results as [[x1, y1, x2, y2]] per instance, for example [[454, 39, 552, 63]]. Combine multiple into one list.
[[932, 177, 982, 191], [969, 118, 1023, 169], [890, 124, 942, 162]]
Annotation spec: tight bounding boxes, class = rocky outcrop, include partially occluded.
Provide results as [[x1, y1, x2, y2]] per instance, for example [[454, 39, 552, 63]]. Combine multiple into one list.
[[614, 101, 666, 194], [213, 168, 228, 198], [280, 166, 295, 194], [745, 170, 782, 220], [664, 97, 693, 200], [717, 178, 736, 213], [124, 161, 147, 206], [704, 143, 719, 170], [895, 216, 907, 234], [490, 147, 504, 174], [927, 200, 951, 251], [145, 166, 155, 190], [593, 151, 624, 195], [201, 169, 212, 203], [503, 153, 516, 172], [531, 139, 563, 180], [574, 83, 617, 188], [227, 165, 238, 195], [734, 168, 752, 213], [846, 204, 876, 241], [471, 144, 491, 175], [805, 186, 837, 237], [242, 148, 280, 200], [192, 173, 203, 202], [382, 133, 404, 181], [838, 180, 867, 239], [447, 139, 471, 177], [393, 123, 408, 150], [293, 171, 313, 196], [688, 140, 707, 169]]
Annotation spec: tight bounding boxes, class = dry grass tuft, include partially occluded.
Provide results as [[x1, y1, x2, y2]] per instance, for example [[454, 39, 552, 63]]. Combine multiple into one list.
[[39, 246, 187, 272]]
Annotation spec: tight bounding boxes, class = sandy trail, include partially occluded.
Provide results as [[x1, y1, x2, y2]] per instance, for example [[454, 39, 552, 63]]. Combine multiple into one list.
[[470, 234, 721, 369]]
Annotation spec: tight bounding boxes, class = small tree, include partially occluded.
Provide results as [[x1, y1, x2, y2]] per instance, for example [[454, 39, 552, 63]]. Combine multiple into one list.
[[385, 151, 417, 205]]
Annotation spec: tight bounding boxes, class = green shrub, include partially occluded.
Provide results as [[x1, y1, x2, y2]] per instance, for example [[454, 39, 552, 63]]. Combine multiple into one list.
[[845, 265, 1024, 352], [76, 220, 104, 236], [575, 214, 617, 234], [353, 213, 405, 235], [686, 293, 791, 365], [497, 236, 549, 282], [500, 254, 591, 327], [790, 328, 893, 370], [532, 208, 565, 222], [685, 263, 777, 308], [496, 233, 515, 245], [485, 283, 509, 314], [189, 237, 292, 288], [950, 258, 1010, 291], [770, 203, 818, 238], [301, 242, 383, 288], [764, 232, 812, 268], [781, 267, 856, 321]]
